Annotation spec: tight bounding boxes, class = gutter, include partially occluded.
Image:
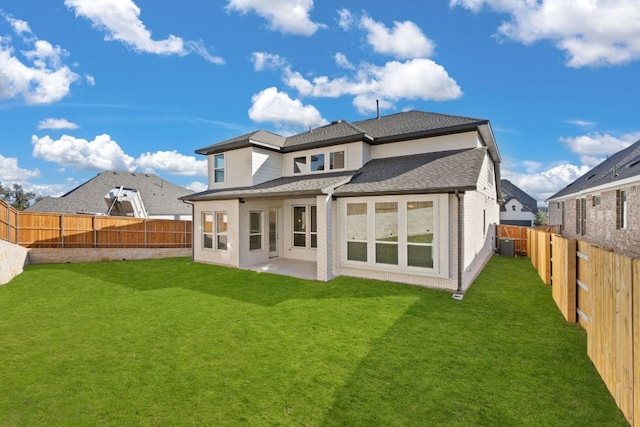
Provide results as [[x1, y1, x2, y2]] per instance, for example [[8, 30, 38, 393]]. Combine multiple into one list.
[[455, 190, 463, 292], [181, 200, 195, 262]]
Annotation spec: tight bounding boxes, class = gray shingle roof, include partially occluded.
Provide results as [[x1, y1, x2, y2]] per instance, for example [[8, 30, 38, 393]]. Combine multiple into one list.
[[183, 148, 487, 201], [547, 138, 640, 200], [26, 170, 192, 216], [196, 110, 491, 155], [181, 171, 355, 201], [196, 130, 285, 155], [500, 179, 538, 212], [334, 148, 487, 196]]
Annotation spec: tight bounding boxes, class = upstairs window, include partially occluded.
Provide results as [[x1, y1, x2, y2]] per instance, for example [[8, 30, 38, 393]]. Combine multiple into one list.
[[330, 151, 345, 170], [310, 154, 325, 172], [293, 156, 306, 174], [214, 154, 225, 183]]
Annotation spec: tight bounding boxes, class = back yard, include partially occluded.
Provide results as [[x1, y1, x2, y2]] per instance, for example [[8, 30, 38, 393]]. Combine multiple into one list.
[[0, 256, 628, 426]]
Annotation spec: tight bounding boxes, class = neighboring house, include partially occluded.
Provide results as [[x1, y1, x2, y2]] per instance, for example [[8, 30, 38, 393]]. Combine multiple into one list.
[[181, 110, 502, 292], [27, 170, 193, 220], [547, 138, 640, 258], [500, 179, 538, 226]]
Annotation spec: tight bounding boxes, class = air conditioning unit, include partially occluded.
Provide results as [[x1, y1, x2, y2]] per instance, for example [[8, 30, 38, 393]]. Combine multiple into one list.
[[500, 239, 515, 258]]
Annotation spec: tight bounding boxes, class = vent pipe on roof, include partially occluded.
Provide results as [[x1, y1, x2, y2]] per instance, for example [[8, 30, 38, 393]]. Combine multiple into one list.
[[376, 99, 380, 119]]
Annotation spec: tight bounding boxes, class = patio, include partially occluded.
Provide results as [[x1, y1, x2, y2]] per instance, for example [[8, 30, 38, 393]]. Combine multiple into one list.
[[246, 258, 318, 280]]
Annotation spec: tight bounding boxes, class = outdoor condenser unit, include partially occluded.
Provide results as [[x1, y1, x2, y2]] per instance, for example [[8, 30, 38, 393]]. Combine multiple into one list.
[[500, 238, 515, 258]]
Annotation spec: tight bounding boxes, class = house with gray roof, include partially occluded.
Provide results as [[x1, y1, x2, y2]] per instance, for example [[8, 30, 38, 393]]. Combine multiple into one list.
[[500, 179, 538, 226], [181, 110, 502, 292], [27, 170, 192, 220], [547, 138, 640, 258]]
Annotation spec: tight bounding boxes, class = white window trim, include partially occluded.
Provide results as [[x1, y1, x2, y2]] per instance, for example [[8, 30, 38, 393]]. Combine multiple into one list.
[[213, 154, 225, 183], [338, 195, 446, 277], [292, 149, 347, 175], [249, 211, 263, 251], [292, 204, 317, 249], [215, 211, 228, 251]]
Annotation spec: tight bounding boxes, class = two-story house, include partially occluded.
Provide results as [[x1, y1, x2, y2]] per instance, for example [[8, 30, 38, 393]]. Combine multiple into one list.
[[181, 110, 502, 292], [547, 138, 640, 258], [500, 179, 538, 226]]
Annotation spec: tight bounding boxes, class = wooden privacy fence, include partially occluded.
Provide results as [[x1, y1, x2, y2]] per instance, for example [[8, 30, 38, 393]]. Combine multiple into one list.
[[526, 227, 639, 427], [0, 203, 191, 249], [0, 199, 19, 244]]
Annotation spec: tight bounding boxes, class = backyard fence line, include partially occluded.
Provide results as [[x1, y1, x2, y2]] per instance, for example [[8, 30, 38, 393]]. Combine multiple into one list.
[[514, 225, 638, 427], [0, 199, 19, 244], [0, 202, 192, 249]]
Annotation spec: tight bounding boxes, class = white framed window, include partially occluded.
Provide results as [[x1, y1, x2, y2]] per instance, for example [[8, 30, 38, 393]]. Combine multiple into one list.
[[310, 154, 325, 172], [330, 151, 345, 170], [249, 211, 262, 250], [293, 156, 306, 174], [216, 211, 228, 250], [203, 212, 213, 249], [341, 196, 439, 273], [214, 154, 225, 183], [292, 205, 317, 248]]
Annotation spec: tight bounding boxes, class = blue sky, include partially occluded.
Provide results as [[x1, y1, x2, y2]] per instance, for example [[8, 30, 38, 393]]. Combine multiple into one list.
[[1, 0, 640, 205]]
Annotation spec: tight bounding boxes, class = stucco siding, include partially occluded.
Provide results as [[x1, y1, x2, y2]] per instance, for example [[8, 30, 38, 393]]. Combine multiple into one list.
[[192, 199, 240, 267], [252, 147, 282, 185], [370, 131, 479, 160]]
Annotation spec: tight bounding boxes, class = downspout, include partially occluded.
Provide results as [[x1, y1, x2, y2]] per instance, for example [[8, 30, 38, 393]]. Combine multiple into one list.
[[182, 200, 195, 262], [455, 191, 463, 292]]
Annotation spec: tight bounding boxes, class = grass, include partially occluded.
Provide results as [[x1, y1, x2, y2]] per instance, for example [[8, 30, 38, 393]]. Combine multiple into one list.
[[0, 256, 628, 426]]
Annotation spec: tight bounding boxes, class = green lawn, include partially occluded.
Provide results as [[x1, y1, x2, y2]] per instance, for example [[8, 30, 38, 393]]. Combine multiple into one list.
[[0, 256, 627, 426]]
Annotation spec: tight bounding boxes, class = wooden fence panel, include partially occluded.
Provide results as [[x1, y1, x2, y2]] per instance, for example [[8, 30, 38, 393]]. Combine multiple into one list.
[[18, 212, 63, 247], [536, 230, 551, 285], [496, 225, 528, 255], [0, 199, 18, 243], [551, 234, 576, 323], [587, 248, 634, 425], [63, 215, 96, 248], [96, 217, 146, 247], [576, 241, 594, 330]]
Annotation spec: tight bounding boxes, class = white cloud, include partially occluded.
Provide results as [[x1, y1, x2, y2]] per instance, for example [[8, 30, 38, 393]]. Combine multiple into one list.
[[451, 0, 640, 67], [31, 134, 136, 171], [0, 154, 40, 182], [248, 87, 328, 129], [38, 118, 80, 130], [30, 133, 208, 176], [0, 15, 79, 104], [136, 150, 207, 176], [283, 58, 462, 114], [359, 15, 435, 59], [337, 8, 354, 31], [65, 0, 223, 63], [226, 0, 324, 36], [502, 162, 591, 204], [252, 52, 287, 71], [186, 181, 207, 193], [560, 132, 640, 166], [566, 119, 597, 127], [334, 52, 355, 70]]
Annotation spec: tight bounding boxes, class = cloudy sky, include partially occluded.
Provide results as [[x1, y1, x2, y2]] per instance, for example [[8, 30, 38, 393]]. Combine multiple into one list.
[[1, 0, 640, 204]]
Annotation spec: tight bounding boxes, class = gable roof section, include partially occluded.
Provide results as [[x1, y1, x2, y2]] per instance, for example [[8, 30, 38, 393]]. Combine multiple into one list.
[[196, 130, 285, 155], [334, 148, 487, 196], [195, 110, 501, 163], [500, 179, 538, 212], [27, 170, 192, 216], [547, 138, 640, 201]]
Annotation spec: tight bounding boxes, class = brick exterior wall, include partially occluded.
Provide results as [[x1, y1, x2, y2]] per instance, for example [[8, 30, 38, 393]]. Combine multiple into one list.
[[549, 184, 640, 258]]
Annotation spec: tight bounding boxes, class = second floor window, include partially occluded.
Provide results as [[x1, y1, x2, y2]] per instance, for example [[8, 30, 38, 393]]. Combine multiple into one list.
[[214, 154, 225, 183]]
